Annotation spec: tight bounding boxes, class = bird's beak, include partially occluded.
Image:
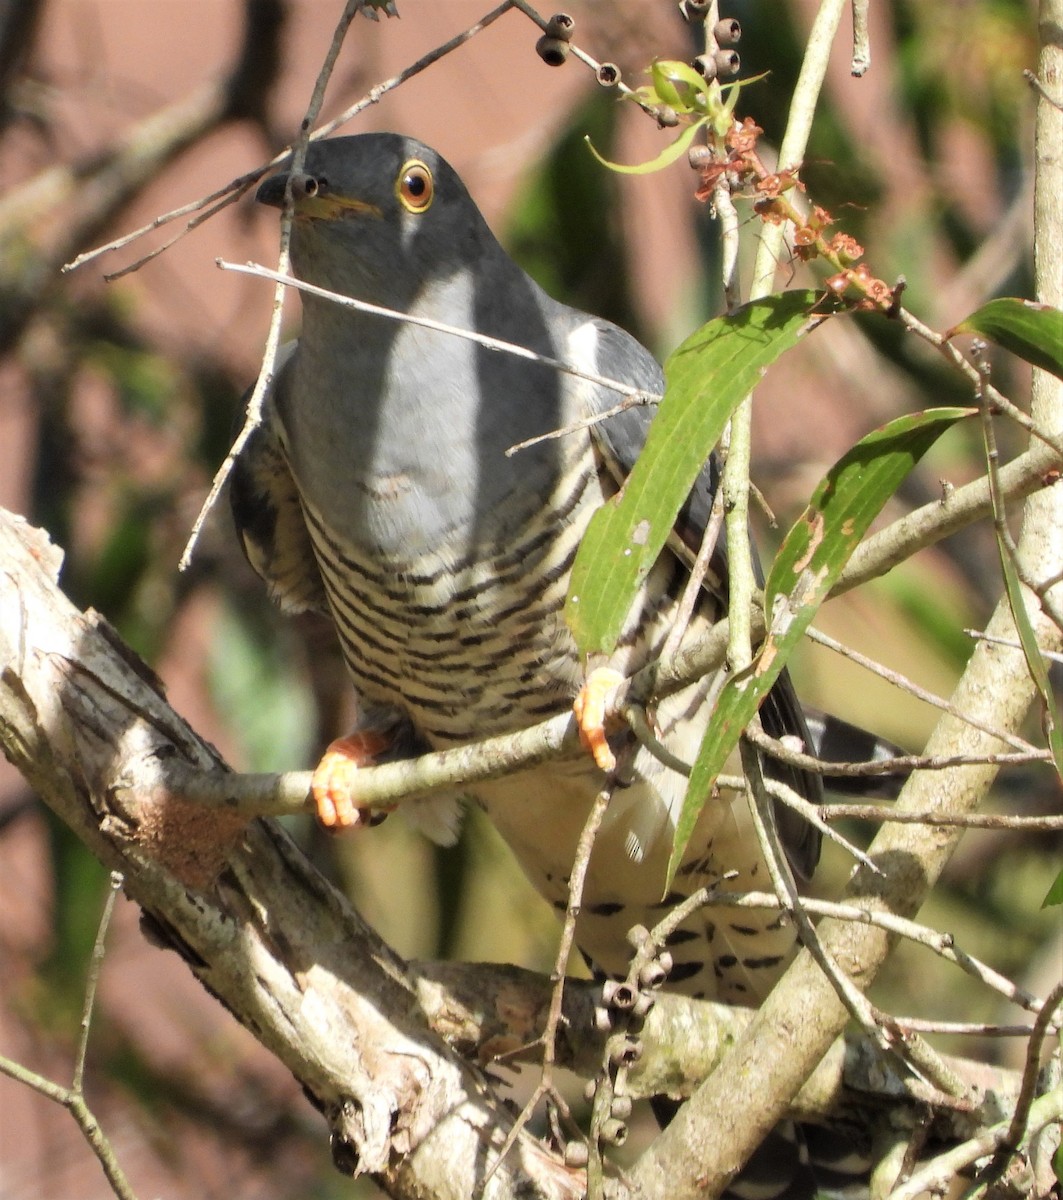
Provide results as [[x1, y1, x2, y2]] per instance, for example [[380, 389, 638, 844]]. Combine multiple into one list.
[[256, 172, 380, 221]]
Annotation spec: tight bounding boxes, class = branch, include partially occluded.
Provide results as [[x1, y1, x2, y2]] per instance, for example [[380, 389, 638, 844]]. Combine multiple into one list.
[[0, 507, 1048, 1198], [0, 509, 582, 1200]]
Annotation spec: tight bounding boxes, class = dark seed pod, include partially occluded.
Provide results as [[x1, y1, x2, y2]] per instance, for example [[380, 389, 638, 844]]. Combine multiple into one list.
[[714, 17, 742, 46], [536, 34, 570, 66], [688, 143, 713, 169], [600, 1118, 628, 1146], [545, 12, 574, 41], [655, 105, 679, 128], [714, 48, 741, 78], [692, 53, 717, 81], [596, 62, 621, 87]]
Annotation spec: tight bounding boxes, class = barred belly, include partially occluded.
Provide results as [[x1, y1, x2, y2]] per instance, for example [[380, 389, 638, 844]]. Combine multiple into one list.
[[298, 454, 600, 746]]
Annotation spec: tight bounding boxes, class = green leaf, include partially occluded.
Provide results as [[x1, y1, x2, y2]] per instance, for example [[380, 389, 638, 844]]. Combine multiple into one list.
[[668, 406, 975, 880], [585, 120, 705, 176], [992, 522, 1063, 782], [1043, 867, 1063, 909], [978, 401, 1063, 786], [566, 290, 834, 655], [952, 298, 1063, 380], [649, 59, 713, 113]]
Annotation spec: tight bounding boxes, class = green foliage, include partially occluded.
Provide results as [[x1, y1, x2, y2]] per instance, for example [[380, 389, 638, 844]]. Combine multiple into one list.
[[208, 599, 317, 774], [953, 298, 1063, 381], [670, 406, 973, 878], [566, 290, 836, 656], [506, 93, 644, 336]]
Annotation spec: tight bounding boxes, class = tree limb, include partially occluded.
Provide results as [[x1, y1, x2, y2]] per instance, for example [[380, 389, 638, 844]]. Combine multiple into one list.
[[0, 508, 582, 1200]]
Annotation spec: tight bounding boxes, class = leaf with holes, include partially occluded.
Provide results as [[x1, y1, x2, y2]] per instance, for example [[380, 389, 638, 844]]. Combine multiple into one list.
[[668, 406, 975, 882]]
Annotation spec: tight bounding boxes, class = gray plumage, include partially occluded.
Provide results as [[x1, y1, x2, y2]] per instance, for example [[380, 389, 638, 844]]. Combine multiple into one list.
[[226, 131, 914, 1200], [232, 132, 824, 1004]]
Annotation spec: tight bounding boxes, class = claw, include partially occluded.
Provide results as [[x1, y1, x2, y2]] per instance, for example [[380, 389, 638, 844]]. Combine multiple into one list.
[[310, 730, 394, 831], [574, 667, 625, 773]]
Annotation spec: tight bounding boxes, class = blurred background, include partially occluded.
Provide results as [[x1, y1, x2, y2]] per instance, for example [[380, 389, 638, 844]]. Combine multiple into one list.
[[0, 1, 1058, 1197]]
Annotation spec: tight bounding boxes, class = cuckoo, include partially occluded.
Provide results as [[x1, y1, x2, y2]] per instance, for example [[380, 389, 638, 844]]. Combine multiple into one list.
[[233, 132, 888, 1195]]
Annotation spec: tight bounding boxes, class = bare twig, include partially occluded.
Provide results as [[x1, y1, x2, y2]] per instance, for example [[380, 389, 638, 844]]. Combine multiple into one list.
[[218, 260, 655, 402], [851, 0, 871, 76], [806, 625, 1041, 753], [0, 873, 138, 1200], [180, 1, 381, 571]]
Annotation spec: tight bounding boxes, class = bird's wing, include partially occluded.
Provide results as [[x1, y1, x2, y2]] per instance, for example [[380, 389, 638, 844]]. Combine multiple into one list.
[[229, 343, 330, 617], [585, 318, 824, 881]]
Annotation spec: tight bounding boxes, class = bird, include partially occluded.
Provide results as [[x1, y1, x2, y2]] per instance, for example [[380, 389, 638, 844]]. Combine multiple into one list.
[[232, 131, 884, 1195]]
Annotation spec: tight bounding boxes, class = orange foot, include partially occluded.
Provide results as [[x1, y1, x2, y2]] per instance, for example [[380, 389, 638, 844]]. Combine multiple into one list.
[[573, 667, 625, 773], [311, 730, 396, 831]]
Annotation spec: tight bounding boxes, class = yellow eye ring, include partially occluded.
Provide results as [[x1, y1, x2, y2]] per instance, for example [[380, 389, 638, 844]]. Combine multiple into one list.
[[396, 160, 434, 214]]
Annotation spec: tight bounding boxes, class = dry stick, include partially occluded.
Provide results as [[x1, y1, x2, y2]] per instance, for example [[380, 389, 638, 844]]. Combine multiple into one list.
[[985, 979, 1063, 1184], [850, 0, 871, 76], [969, 628, 1063, 663], [892, 1020, 1038, 1038], [218, 260, 653, 401], [0, 874, 137, 1200], [741, 747, 973, 1119], [482, 779, 617, 1192], [886, 1085, 1063, 1200], [63, 174, 262, 274], [179, 0, 374, 572], [697, 891, 1050, 1022], [736, 772, 879, 872], [739, 741, 888, 1047], [806, 625, 1040, 754], [887, 983, 1063, 1200], [750, 725, 1050, 781], [819, 804, 1063, 832]]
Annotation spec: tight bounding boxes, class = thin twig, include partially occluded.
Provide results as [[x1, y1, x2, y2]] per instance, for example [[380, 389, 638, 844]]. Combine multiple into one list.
[[986, 980, 1063, 1182], [850, 0, 871, 76], [697, 890, 1052, 1022], [73, 872, 123, 1093], [806, 625, 1041, 754], [887, 1084, 1063, 1200], [481, 779, 616, 1189], [968, 627, 1063, 664], [0, 872, 137, 1200], [219, 260, 655, 403], [180, 1, 380, 571], [819, 803, 1063, 832]]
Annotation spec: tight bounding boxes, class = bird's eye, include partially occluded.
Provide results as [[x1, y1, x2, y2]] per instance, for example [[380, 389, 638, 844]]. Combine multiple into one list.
[[396, 161, 434, 213]]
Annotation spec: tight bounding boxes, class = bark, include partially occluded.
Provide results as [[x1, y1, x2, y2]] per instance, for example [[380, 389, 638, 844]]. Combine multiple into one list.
[[0, 509, 581, 1200], [0, 506, 1041, 1200]]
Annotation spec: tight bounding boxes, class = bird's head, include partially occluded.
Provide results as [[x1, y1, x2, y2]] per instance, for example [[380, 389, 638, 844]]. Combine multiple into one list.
[[256, 133, 492, 307]]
